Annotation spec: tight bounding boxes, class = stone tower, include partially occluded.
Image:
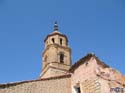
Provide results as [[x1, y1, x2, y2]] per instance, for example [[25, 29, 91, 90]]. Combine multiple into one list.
[[40, 22, 72, 78]]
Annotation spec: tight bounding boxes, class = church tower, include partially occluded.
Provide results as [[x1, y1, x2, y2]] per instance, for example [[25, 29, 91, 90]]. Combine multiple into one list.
[[40, 22, 72, 78]]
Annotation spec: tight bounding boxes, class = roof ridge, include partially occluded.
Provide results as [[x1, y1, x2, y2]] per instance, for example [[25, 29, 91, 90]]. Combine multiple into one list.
[[69, 53, 110, 72]]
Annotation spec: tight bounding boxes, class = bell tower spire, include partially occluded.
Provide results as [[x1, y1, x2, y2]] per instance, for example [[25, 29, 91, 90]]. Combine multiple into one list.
[[40, 22, 72, 78], [54, 21, 58, 31]]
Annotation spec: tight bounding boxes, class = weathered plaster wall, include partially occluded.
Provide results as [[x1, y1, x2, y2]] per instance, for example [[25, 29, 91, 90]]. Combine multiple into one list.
[[71, 56, 125, 93], [71, 57, 97, 86], [71, 57, 99, 93]]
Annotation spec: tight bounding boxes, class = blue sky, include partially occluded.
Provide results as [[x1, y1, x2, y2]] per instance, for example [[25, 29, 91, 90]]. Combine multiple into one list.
[[0, 0, 125, 83]]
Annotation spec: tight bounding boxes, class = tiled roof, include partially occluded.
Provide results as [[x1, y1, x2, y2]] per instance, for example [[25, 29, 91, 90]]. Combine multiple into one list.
[[0, 74, 71, 88]]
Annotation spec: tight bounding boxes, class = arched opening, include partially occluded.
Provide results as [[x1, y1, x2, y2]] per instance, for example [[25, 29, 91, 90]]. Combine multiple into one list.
[[52, 38, 55, 43], [60, 53, 64, 63], [60, 38, 62, 45]]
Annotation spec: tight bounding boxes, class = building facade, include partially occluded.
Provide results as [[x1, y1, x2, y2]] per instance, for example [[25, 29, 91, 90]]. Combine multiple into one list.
[[0, 22, 125, 93]]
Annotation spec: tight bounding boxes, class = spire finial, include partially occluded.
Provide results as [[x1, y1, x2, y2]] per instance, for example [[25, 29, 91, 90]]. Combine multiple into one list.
[[54, 21, 58, 31]]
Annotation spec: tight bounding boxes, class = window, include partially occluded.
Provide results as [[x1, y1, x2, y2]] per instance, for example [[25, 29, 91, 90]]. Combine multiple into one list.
[[60, 38, 62, 45], [60, 53, 64, 63], [75, 87, 81, 93], [52, 38, 55, 43], [85, 62, 88, 66], [76, 87, 81, 93]]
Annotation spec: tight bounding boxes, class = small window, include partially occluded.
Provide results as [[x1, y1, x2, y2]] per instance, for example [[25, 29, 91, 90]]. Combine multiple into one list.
[[85, 62, 88, 66], [60, 53, 64, 63], [52, 38, 55, 43], [75, 87, 81, 93], [60, 38, 62, 45]]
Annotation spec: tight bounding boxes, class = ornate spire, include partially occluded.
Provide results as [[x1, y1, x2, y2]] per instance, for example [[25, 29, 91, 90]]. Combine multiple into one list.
[[54, 21, 58, 31]]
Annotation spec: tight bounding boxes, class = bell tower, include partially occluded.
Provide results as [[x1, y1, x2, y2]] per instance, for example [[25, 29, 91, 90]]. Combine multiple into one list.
[[40, 22, 72, 78]]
